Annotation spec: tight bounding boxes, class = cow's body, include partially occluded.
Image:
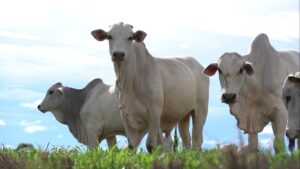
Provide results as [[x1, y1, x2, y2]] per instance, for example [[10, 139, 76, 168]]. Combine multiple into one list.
[[92, 23, 209, 151], [203, 33, 299, 152], [282, 72, 300, 151], [38, 79, 124, 149], [38, 78, 175, 150]]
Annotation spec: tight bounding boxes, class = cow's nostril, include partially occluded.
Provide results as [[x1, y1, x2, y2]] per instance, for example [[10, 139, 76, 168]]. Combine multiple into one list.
[[112, 52, 125, 61], [113, 52, 125, 57], [221, 93, 236, 103], [37, 105, 41, 110]]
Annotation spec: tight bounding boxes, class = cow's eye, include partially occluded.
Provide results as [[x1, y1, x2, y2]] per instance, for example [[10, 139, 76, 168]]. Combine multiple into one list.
[[238, 67, 244, 74], [128, 36, 133, 41], [107, 35, 112, 40], [48, 90, 54, 95], [217, 68, 222, 74], [285, 96, 291, 103]]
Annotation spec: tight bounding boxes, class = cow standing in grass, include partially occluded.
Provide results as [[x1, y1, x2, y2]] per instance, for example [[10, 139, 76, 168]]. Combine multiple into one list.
[[38, 79, 123, 149], [38, 78, 176, 150], [203, 33, 299, 153], [91, 22, 209, 152], [282, 72, 300, 151]]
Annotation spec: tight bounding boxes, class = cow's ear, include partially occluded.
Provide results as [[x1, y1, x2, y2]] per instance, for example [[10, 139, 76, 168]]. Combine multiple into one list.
[[57, 87, 64, 95], [134, 30, 147, 42], [288, 75, 300, 84], [244, 62, 254, 75], [202, 63, 218, 76], [91, 29, 108, 41]]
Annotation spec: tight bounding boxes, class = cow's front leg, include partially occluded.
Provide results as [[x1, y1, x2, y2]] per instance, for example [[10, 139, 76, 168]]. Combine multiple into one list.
[[248, 133, 258, 153], [146, 106, 163, 153], [272, 107, 287, 153], [86, 127, 100, 149], [120, 110, 141, 149], [272, 122, 286, 153]]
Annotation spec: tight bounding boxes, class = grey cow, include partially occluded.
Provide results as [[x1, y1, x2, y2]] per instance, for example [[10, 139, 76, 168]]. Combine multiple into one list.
[[37, 79, 121, 148], [282, 72, 300, 151]]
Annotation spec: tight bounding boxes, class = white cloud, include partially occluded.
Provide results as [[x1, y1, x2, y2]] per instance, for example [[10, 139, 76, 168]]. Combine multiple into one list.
[[204, 139, 218, 145], [0, 0, 298, 86], [261, 124, 273, 135], [0, 43, 113, 84], [0, 88, 44, 101], [20, 119, 47, 133], [0, 0, 298, 43], [0, 30, 43, 41], [20, 99, 42, 109], [57, 134, 63, 138], [24, 125, 47, 133], [179, 43, 191, 49], [0, 119, 7, 126], [20, 119, 41, 126]]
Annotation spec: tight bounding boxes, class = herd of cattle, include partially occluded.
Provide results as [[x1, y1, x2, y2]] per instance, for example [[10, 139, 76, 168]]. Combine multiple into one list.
[[37, 22, 300, 153]]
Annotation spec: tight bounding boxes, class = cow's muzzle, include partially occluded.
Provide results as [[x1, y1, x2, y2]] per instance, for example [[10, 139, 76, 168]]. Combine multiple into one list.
[[221, 93, 236, 104], [37, 105, 46, 113], [112, 51, 125, 62]]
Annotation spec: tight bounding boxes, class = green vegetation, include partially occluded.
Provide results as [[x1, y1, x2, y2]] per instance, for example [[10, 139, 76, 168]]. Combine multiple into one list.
[[0, 145, 299, 169]]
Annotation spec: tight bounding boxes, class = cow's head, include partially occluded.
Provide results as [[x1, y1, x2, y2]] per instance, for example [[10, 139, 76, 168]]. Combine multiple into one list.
[[91, 22, 147, 62], [37, 82, 65, 123], [203, 52, 254, 104], [282, 72, 300, 139]]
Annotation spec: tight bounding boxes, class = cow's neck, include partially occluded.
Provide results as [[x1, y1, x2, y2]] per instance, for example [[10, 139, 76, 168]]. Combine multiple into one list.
[[114, 43, 151, 92], [60, 87, 86, 142], [230, 72, 272, 133], [113, 42, 159, 131]]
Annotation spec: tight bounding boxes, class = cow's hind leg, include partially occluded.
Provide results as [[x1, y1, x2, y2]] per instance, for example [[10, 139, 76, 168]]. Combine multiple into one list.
[[106, 136, 117, 149], [178, 113, 191, 149], [191, 101, 208, 150]]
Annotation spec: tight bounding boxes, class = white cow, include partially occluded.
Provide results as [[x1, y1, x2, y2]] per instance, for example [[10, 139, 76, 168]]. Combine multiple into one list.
[[91, 22, 209, 152], [38, 78, 175, 150], [282, 72, 300, 151], [203, 33, 299, 153], [38, 79, 124, 149]]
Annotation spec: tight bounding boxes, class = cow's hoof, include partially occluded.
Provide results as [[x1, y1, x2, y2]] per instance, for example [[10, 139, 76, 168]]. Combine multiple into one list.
[[146, 143, 153, 153]]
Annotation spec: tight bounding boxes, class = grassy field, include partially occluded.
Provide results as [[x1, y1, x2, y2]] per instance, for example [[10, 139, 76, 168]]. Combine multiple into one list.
[[0, 145, 299, 169]]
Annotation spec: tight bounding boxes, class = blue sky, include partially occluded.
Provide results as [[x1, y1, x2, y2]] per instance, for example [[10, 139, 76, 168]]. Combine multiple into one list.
[[0, 0, 299, 150]]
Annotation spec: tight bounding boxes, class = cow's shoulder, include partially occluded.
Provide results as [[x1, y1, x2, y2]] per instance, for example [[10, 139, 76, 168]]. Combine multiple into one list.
[[85, 78, 103, 90]]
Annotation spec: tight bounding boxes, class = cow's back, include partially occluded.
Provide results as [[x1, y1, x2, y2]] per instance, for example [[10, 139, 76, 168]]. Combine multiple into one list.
[[245, 48, 298, 95], [278, 50, 299, 76], [155, 57, 208, 127], [236, 47, 298, 133], [80, 83, 124, 137]]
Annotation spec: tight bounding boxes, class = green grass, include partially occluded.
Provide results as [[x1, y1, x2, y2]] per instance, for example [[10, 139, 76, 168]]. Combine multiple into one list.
[[0, 145, 299, 169]]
